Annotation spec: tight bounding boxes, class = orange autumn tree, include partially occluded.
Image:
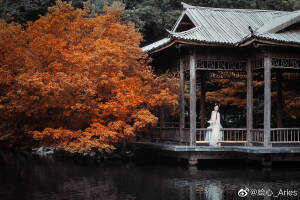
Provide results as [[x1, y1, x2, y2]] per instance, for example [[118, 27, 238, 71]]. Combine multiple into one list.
[[0, 1, 178, 153], [205, 73, 299, 120], [206, 78, 247, 107], [205, 74, 264, 108]]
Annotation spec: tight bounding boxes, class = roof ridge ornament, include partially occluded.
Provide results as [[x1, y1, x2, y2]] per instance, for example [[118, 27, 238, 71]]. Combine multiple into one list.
[[248, 26, 254, 36], [165, 28, 174, 37], [181, 2, 193, 9], [165, 28, 173, 34]]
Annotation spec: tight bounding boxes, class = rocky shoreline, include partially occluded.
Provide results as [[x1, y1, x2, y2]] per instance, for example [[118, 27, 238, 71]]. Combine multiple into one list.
[[29, 145, 136, 163]]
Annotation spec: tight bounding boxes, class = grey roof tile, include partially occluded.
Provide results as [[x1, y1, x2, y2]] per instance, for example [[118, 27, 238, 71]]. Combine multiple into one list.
[[142, 2, 300, 53]]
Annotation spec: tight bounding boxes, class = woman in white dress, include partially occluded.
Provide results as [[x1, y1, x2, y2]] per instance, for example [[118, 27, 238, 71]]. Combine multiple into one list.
[[206, 103, 223, 146]]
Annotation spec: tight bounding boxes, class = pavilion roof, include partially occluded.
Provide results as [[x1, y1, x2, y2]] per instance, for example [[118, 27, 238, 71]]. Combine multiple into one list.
[[142, 2, 300, 53]]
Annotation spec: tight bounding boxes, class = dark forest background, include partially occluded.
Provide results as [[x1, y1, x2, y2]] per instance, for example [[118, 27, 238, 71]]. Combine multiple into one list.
[[1, 0, 299, 130], [1, 0, 300, 45]]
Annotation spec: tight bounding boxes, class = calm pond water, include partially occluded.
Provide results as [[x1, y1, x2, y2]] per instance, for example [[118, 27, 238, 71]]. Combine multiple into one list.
[[0, 151, 300, 200]]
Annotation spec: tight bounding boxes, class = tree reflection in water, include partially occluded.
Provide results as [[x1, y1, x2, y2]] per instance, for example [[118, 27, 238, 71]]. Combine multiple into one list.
[[0, 152, 300, 200]]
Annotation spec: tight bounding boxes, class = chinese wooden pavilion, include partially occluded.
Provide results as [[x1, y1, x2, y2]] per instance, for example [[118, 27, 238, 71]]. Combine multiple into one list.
[[138, 2, 300, 165]]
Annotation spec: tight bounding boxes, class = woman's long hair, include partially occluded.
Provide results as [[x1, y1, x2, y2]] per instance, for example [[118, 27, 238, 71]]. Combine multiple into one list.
[[214, 103, 220, 121]]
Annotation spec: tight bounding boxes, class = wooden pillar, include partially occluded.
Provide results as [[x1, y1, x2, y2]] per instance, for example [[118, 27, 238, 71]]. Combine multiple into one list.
[[189, 182, 196, 200], [189, 47, 197, 146], [276, 71, 283, 128], [264, 51, 272, 147], [200, 71, 206, 128], [180, 51, 185, 142], [246, 59, 253, 146]]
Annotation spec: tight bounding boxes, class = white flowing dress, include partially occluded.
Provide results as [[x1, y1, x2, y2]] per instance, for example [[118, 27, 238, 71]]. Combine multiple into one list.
[[207, 111, 222, 146]]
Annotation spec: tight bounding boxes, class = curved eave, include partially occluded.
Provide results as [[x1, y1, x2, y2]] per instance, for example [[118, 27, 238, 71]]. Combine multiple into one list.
[[239, 35, 300, 47], [142, 38, 239, 54], [169, 35, 238, 47], [144, 39, 177, 54], [142, 34, 300, 55], [141, 37, 174, 54]]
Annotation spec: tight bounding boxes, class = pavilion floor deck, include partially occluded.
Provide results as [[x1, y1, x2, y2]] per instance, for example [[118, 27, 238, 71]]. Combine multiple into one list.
[[134, 141, 300, 167], [135, 127, 300, 166], [135, 141, 300, 154]]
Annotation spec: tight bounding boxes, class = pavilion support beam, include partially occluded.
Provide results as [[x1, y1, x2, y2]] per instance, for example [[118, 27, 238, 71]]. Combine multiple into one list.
[[189, 47, 197, 146], [264, 51, 272, 147], [246, 59, 253, 146], [179, 52, 185, 143], [200, 71, 206, 128], [276, 71, 283, 128]]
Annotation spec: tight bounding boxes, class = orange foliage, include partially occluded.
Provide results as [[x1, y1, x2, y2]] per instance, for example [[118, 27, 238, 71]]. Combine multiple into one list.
[[280, 89, 300, 118], [206, 79, 247, 107], [0, 1, 178, 153], [206, 74, 299, 119]]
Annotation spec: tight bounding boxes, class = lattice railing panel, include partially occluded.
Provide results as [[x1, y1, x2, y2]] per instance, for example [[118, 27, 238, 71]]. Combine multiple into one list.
[[271, 57, 300, 69], [251, 58, 264, 71], [271, 128, 300, 143], [250, 129, 264, 143], [197, 60, 247, 71]]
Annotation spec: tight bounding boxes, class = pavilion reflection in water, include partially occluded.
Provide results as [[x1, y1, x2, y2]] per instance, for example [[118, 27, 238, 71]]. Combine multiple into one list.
[[1, 152, 300, 200]]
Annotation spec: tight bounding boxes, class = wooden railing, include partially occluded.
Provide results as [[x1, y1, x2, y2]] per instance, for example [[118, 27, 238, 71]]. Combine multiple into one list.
[[151, 128, 247, 143], [156, 122, 202, 128], [271, 128, 300, 143], [148, 127, 300, 146], [181, 128, 190, 143], [222, 128, 247, 141], [150, 127, 180, 142], [156, 122, 179, 128], [196, 128, 247, 142], [250, 129, 264, 143], [196, 128, 208, 141]]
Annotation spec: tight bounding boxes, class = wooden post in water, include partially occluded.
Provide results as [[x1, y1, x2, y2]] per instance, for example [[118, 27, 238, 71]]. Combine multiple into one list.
[[263, 50, 272, 147], [246, 58, 253, 146], [179, 49, 185, 143], [189, 47, 197, 146]]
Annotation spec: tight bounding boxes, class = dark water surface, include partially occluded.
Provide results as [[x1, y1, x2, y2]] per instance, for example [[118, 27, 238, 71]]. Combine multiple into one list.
[[0, 152, 300, 200]]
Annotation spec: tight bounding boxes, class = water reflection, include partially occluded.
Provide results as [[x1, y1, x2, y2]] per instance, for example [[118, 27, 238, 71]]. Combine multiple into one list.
[[0, 152, 300, 200], [204, 181, 223, 200]]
